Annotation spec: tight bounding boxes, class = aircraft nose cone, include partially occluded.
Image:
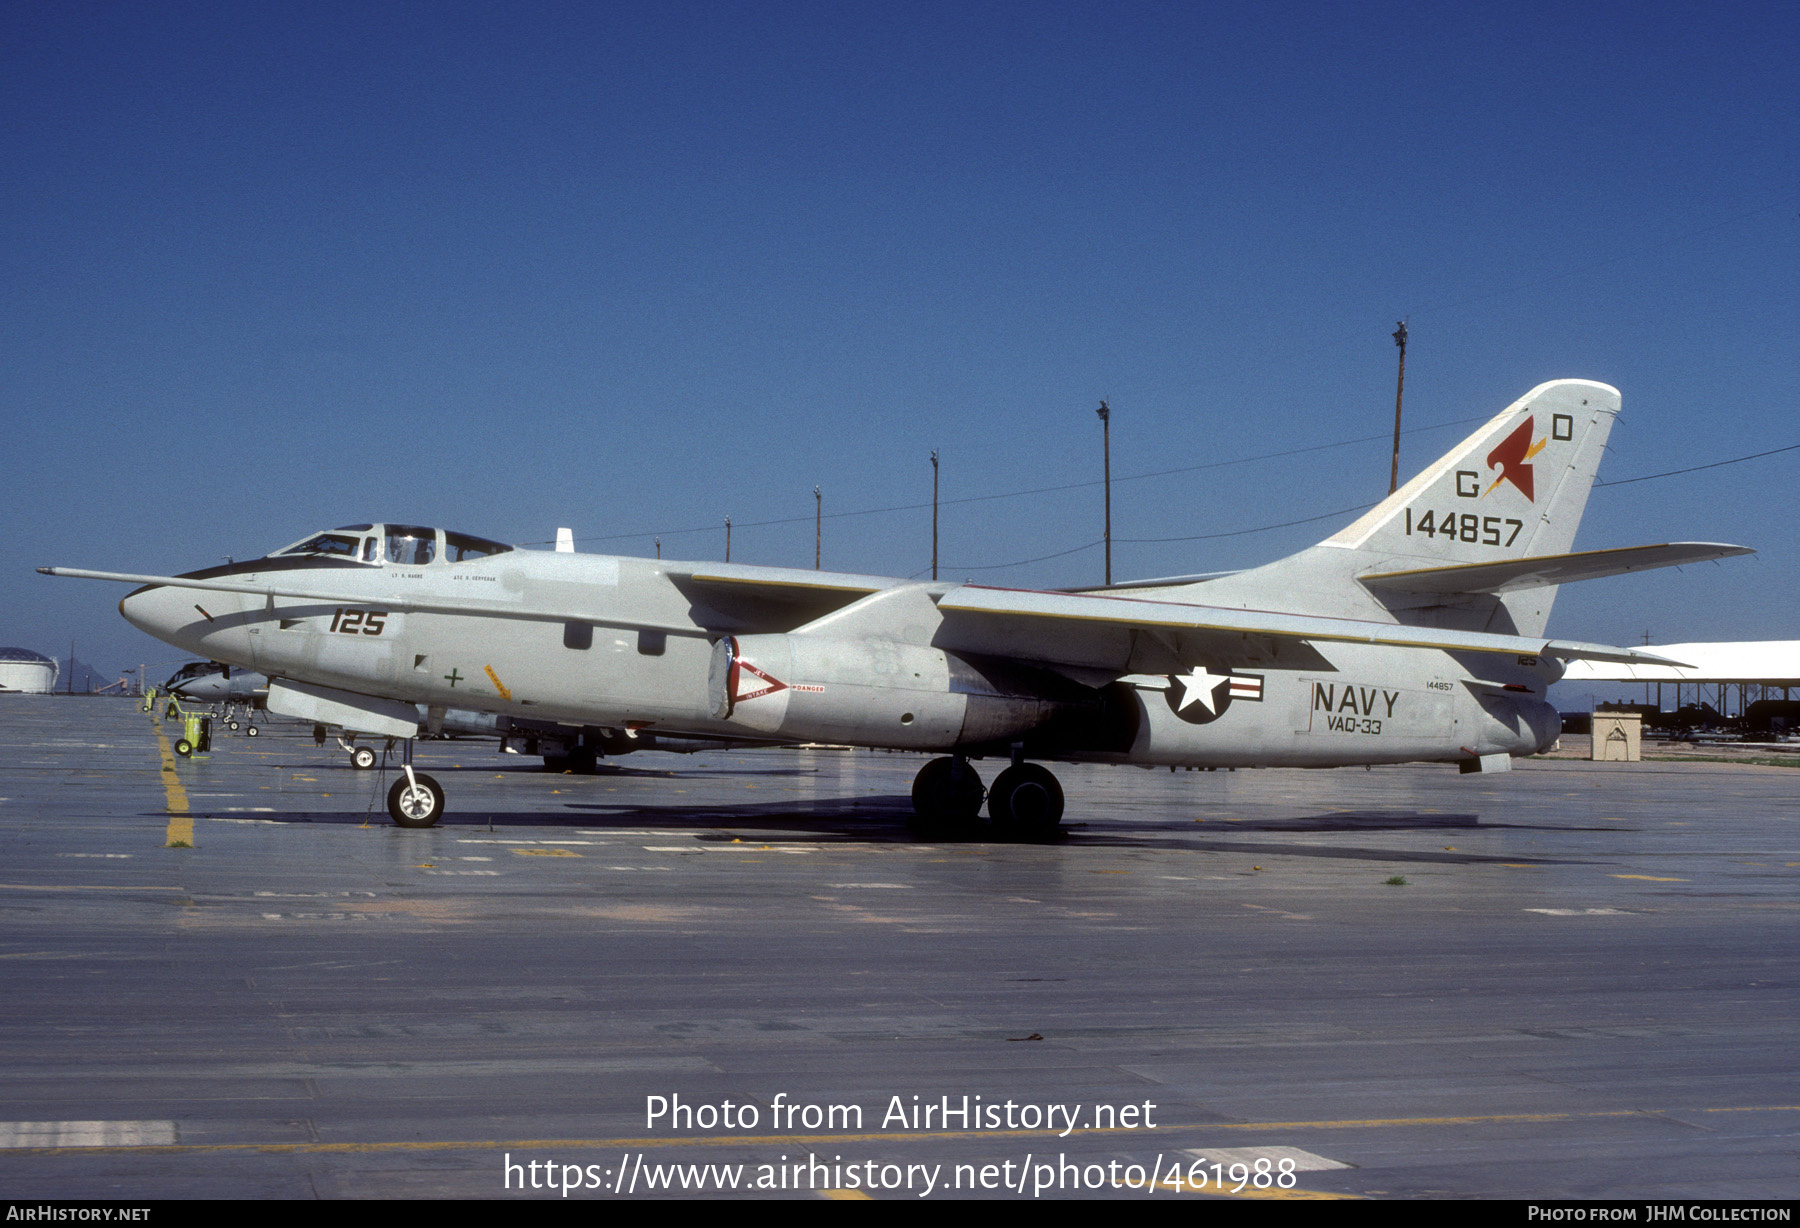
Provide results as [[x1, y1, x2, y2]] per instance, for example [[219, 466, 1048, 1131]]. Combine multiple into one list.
[[121, 585, 202, 651]]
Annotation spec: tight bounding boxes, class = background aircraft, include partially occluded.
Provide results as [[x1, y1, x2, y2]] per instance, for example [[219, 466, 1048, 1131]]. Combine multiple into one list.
[[45, 380, 1749, 832]]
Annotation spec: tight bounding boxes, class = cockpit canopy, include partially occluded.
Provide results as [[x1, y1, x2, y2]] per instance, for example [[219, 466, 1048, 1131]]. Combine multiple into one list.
[[270, 524, 514, 567]]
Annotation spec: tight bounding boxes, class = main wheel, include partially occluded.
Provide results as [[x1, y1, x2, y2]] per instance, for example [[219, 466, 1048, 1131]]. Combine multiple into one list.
[[228, 719, 240, 731], [173, 738, 194, 757], [989, 763, 1065, 840], [910, 757, 985, 832], [350, 745, 378, 770], [387, 773, 446, 828], [245, 725, 259, 737]]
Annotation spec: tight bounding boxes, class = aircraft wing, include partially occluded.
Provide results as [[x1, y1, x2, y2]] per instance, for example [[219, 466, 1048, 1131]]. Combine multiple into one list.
[[1357, 542, 1753, 595], [933, 584, 1683, 669]]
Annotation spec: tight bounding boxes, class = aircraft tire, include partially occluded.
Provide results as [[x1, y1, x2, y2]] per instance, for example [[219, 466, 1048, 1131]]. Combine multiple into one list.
[[245, 725, 258, 737], [542, 754, 570, 773], [174, 738, 193, 757], [387, 774, 445, 828], [228, 720, 240, 731], [350, 746, 378, 770], [988, 764, 1064, 840], [910, 757, 985, 832]]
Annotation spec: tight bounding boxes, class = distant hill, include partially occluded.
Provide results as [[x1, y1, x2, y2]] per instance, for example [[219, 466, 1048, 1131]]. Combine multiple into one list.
[[50, 655, 127, 693]]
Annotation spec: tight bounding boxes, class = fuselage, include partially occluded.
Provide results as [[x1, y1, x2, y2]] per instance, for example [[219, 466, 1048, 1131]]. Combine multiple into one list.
[[120, 523, 1557, 768]]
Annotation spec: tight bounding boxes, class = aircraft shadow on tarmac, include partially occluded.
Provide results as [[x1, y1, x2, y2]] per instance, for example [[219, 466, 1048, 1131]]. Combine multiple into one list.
[[188, 797, 1582, 864], [270, 758, 818, 781]]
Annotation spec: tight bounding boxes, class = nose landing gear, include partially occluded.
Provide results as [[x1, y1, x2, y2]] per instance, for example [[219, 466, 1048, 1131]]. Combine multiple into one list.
[[387, 765, 445, 828]]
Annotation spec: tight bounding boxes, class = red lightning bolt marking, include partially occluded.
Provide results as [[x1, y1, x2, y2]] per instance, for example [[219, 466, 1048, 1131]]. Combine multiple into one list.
[[1483, 416, 1545, 501]]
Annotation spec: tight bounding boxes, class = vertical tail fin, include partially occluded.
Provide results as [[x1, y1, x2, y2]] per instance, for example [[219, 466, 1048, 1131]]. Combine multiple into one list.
[[1323, 379, 1618, 563], [1192, 380, 1620, 637]]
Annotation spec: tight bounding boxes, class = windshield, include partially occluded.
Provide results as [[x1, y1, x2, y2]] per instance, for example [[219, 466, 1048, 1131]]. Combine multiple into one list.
[[279, 533, 363, 558]]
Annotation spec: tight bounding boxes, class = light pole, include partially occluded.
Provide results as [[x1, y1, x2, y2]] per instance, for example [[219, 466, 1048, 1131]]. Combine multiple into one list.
[[724, 517, 732, 563], [814, 486, 821, 570], [930, 450, 939, 582], [1097, 401, 1112, 586], [1389, 321, 1408, 495]]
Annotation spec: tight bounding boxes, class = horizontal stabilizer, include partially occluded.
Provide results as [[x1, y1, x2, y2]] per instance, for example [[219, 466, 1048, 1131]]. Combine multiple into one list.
[[1359, 542, 1753, 596]]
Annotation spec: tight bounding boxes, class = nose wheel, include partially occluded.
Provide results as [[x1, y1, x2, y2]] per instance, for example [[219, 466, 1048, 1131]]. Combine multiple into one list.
[[387, 770, 445, 828]]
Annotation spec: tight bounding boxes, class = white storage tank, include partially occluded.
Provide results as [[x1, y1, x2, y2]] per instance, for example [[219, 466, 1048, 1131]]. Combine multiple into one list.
[[0, 648, 59, 694]]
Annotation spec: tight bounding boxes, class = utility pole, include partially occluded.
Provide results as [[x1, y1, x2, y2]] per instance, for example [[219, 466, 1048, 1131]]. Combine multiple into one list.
[[1389, 321, 1408, 495], [68, 639, 74, 695], [724, 517, 732, 563], [654, 537, 661, 560], [814, 486, 821, 570], [930, 450, 939, 582], [1097, 401, 1112, 586]]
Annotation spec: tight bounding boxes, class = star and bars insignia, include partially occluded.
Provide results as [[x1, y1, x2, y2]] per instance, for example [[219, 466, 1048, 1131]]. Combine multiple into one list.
[[1163, 666, 1263, 725]]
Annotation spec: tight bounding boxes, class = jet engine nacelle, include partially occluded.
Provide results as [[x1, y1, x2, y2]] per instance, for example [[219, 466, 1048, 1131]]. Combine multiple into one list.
[[709, 634, 1076, 750]]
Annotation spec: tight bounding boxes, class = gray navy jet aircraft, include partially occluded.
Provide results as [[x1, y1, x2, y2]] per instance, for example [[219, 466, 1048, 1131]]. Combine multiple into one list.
[[45, 380, 1749, 832]]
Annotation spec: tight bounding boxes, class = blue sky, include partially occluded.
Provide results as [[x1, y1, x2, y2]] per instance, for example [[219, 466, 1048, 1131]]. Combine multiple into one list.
[[3, 1, 1794, 693]]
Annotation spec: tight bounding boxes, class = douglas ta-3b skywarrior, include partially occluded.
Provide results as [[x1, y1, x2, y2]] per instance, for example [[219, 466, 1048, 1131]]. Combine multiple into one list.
[[45, 380, 1748, 833]]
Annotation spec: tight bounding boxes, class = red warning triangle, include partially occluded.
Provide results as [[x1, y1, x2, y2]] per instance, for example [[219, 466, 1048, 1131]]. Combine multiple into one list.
[[730, 657, 788, 704]]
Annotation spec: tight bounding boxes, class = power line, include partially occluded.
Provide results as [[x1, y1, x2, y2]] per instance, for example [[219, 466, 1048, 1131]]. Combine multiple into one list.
[[927, 438, 1800, 573], [531, 412, 1489, 548], [1117, 503, 1377, 544], [1595, 441, 1800, 488]]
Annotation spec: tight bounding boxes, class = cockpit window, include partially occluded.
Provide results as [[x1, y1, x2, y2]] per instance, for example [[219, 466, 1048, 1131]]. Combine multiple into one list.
[[385, 525, 437, 566], [282, 533, 363, 558], [362, 536, 379, 562], [444, 531, 513, 562]]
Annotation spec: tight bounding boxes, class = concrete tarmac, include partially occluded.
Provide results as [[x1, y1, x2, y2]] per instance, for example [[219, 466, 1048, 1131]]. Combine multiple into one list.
[[0, 696, 1795, 1200]]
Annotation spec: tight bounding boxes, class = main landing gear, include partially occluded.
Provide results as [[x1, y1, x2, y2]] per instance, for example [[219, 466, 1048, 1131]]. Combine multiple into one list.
[[909, 755, 1065, 841]]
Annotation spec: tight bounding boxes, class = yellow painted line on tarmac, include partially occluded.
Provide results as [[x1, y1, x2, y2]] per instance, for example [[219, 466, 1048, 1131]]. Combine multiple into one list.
[[820, 1189, 871, 1200], [148, 715, 192, 847], [1610, 874, 1687, 882], [16, 1106, 1800, 1157]]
